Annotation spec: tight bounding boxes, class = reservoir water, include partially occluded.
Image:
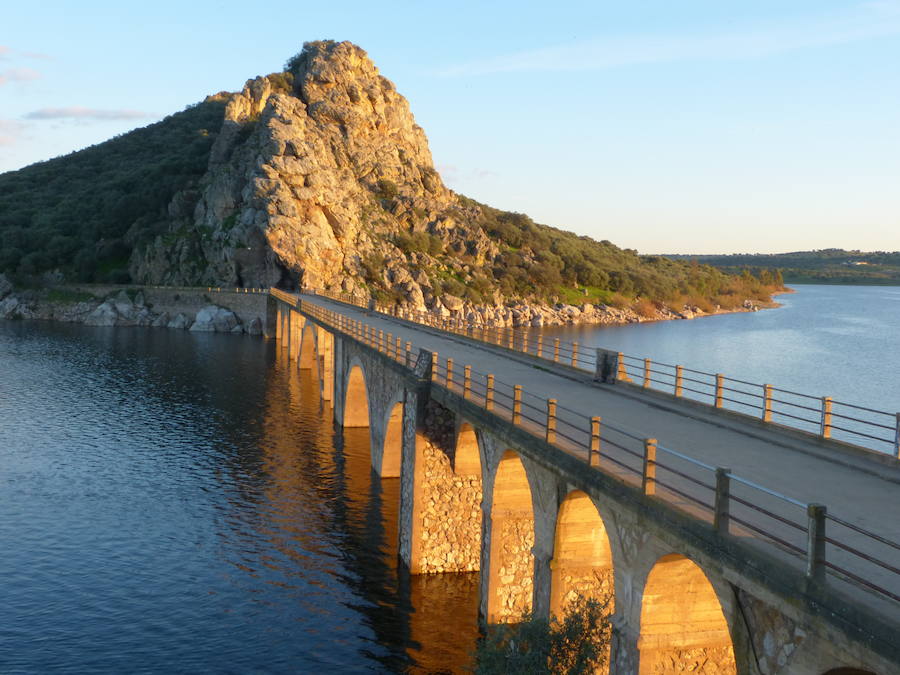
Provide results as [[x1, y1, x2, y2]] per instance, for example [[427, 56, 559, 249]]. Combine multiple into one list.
[[0, 283, 896, 672], [544, 284, 900, 451]]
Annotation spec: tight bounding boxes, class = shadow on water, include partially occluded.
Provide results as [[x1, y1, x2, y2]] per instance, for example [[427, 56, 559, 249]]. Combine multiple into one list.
[[0, 322, 478, 673]]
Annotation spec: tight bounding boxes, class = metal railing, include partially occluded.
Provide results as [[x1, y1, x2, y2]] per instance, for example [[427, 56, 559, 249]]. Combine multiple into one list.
[[297, 286, 900, 458], [275, 289, 900, 608]]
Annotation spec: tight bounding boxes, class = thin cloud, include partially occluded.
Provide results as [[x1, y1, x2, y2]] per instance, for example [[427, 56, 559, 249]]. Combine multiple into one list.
[[0, 119, 26, 146], [24, 107, 153, 121], [0, 67, 41, 85], [439, 2, 900, 76], [0, 45, 10, 59]]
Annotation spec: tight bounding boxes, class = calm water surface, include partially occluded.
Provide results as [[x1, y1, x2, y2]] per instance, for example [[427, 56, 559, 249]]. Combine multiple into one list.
[[545, 284, 900, 421], [0, 323, 478, 673]]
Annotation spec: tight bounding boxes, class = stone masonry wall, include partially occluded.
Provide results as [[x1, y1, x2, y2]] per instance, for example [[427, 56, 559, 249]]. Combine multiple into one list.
[[643, 645, 736, 674], [494, 517, 535, 622], [416, 439, 482, 573]]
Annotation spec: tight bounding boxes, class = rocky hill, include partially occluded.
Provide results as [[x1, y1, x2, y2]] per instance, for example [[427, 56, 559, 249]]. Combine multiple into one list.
[[0, 41, 781, 325]]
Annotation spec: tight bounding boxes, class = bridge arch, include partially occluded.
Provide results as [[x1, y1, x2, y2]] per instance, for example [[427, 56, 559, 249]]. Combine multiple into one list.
[[343, 362, 370, 428], [550, 490, 615, 618], [638, 553, 736, 674], [380, 397, 403, 478], [487, 449, 535, 624], [454, 422, 481, 476], [299, 323, 318, 372]]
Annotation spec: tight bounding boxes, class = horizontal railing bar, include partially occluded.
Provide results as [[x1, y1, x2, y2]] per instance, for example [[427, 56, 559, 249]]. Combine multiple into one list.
[[727, 474, 808, 508], [730, 516, 806, 555], [824, 538, 900, 576], [729, 495, 808, 532]]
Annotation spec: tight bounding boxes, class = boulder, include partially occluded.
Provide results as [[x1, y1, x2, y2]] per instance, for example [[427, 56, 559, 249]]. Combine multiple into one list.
[[168, 313, 192, 330], [83, 300, 119, 326], [190, 305, 240, 332], [151, 312, 170, 327], [0, 295, 19, 318], [246, 317, 263, 335]]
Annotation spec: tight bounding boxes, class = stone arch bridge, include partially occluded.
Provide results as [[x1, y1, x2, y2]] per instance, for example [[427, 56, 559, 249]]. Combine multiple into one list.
[[270, 288, 899, 675]]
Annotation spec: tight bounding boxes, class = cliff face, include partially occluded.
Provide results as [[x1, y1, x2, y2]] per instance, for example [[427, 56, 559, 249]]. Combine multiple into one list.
[[132, 41, 494, 308]]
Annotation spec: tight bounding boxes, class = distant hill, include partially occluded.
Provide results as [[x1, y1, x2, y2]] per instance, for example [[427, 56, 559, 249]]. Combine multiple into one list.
[[0, 40, 781, 317], [666, 249, 900, 285]]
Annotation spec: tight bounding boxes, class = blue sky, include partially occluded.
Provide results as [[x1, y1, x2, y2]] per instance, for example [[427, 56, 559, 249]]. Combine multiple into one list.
[[1, 0, 898, 254]]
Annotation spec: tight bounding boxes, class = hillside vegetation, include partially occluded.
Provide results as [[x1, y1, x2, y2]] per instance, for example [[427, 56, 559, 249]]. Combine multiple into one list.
[[669, 249, 900, 285], [0, 99, 225, 283]]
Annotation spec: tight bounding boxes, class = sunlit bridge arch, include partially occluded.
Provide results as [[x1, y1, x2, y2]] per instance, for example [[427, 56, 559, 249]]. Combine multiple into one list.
[[343, 363, 370, 428], [638, 553, 736, 674]]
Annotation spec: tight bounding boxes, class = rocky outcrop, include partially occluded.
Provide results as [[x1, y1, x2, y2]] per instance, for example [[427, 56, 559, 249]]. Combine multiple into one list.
[[0, 288, 265, 336], [132, 40, 463, 294], [189, 305, 240, 332]]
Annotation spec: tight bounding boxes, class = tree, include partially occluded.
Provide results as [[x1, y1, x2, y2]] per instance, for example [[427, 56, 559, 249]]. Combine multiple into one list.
[[473, 595, 612, 674]]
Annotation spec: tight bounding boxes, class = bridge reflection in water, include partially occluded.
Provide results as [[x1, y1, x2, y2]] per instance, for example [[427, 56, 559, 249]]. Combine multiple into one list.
[[268, 347, 481, 671], [270, 288, 900, 675]]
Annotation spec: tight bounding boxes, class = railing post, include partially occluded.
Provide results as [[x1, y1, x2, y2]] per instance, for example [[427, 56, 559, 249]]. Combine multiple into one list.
[[464, 366, 471, 399], [617, 352, 629, 381], [378, 329, 384, 352], [537, 334, 544, 359], [642, 438, 658, 495], [546, 399, 557, 444], [553, 338, 560, 363], [643, 358, 651, 388], [675, 365, 684, 397], [895, 413, 900, 459], [763, 384, 773, 422], [446, 358, 454, 388], [523, 333, 529, 354], [590, 416, 601, 467], [806, 503, 827, 583], [395, 336, 401, 360], [431, 352, 438, 382], [513, 385, 522, 425], [507, 329, 514, 350], [820, 396, 833, 439], [486, 374, 495, 411], [571, 342, 579, 367], [386, 332, 393, 357], [714, 468, 731, 534], [406, 342, 412, 368], [715, 374, 724, 408]]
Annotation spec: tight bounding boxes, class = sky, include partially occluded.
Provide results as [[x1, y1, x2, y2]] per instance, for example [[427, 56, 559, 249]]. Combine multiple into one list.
[[1, 0, 899, 254]]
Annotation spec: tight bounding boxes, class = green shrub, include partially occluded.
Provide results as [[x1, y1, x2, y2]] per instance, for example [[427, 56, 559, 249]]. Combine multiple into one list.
[[474, 595, 611, 674]]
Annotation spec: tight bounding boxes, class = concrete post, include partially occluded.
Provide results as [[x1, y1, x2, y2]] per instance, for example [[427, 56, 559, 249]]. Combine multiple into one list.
[[537, 334, 544, 359], [405, 342, 412, 368], [553, 338, 560, 363], [895, 413, 900, 459], [590, 416, 602, 467], [715, 374, 724, 408], [446, 358, 454, 389], [464, 366, 471, 399], [513, 385, 522, 425], [763, 384, 773, 422], [617, 352, 630, 382], [571, 342, 579, 367], [675, 365, 684, 397], [714, 468, 731, 534], [486, 374, 495, 411], [806, 503, 827, 583], [643, 358, 651, 388], [546, 399, 557, 444], [431, 352, 438, 382], [642, 438, 658, 496], [820, 397, 833, 439]]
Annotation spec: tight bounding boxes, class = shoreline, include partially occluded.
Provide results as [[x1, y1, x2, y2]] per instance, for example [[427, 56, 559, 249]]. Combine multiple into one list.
[[0, 280, 784, 332]]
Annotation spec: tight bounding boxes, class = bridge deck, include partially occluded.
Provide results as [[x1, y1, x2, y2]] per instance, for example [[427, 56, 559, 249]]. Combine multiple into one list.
[[302, 294, 900, 621]]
